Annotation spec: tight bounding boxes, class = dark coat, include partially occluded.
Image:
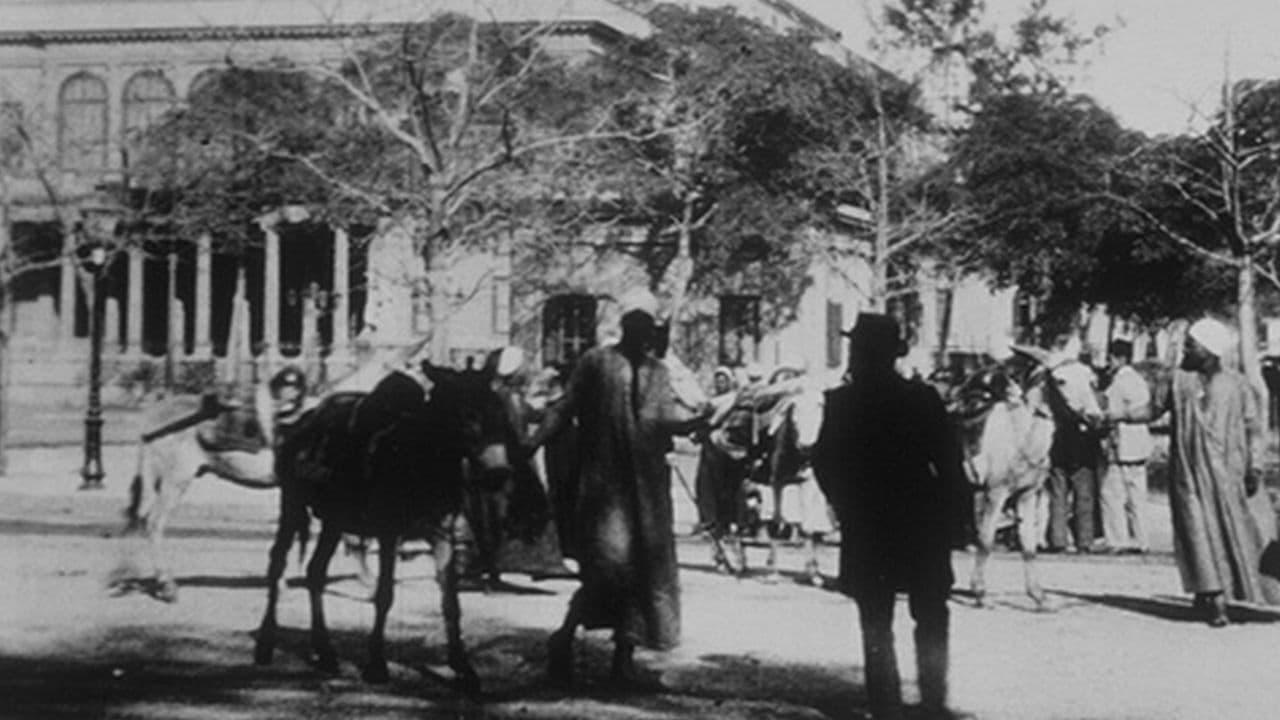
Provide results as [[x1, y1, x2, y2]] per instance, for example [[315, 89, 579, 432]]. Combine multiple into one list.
[[812, 370, 972, 597]]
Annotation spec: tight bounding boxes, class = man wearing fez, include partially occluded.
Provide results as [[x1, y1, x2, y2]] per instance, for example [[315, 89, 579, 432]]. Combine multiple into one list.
[[813, 313, 974, 720]]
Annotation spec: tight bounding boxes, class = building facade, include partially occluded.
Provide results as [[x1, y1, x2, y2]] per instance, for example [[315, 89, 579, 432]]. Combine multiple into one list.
[[0, 0, 1034, 405]]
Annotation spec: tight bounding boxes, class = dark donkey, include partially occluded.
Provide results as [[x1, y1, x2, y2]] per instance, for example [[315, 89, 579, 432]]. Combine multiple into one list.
[[252, 361, 517, 695]]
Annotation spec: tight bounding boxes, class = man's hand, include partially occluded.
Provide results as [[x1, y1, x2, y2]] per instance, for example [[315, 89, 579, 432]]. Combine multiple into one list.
[[517, 438, 539, 462], [1245, 468, 1261, 497]]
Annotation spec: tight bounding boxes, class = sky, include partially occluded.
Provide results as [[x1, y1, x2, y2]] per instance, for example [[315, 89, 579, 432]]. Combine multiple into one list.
[[799, 0, 1280, 136]]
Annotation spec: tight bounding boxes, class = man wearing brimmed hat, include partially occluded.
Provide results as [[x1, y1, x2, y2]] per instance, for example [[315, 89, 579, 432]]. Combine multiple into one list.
[[813, 312, 973, 720], [1163, 317, 1280, 625]]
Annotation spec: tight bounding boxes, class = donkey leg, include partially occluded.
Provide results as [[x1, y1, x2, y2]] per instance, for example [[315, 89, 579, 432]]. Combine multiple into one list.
[[802, 534, 823, 587], [254, 498, 302, 666], [1016, 489, 1049, 611], [970, 487, 1006, 608], [362, 532, 398, 684], [435, 520, 480, 696], [146, 461, 198, 603], [306, 521, 343, 674], [730, 529, 748, 577]]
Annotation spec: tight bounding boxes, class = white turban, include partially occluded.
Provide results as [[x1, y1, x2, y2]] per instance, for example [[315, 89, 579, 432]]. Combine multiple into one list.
[[618, 287, 660, 318], [1188, 318, 1233, 358], [494, 346, 524, 377]]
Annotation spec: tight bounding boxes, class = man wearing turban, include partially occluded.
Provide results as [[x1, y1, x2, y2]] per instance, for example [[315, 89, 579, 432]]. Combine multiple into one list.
[[1164, 317, 1280, 625]]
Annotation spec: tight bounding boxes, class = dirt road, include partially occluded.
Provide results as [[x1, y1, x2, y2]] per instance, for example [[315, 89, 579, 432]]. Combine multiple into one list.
[[3, 521, 1279, 720]]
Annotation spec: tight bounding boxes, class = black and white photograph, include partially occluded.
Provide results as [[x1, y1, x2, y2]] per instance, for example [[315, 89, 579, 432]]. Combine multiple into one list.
[[2, 1, 1279, 718]]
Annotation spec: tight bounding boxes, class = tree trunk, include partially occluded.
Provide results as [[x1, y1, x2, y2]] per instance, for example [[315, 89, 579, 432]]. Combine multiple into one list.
[[935, 273, 954, 371], [871, 91, 890, 312], [658, 197, 696, 354], [0, 197, 9, 475], [1238, 258, 1266, 399]]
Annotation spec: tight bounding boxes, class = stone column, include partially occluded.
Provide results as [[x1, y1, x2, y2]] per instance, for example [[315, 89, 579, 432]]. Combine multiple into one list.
[[194, 233, 212, 356], [262, 222, 280, 364], [331, 227, 350, 356], [59, 230, 76, 348], [126, 248, 143, 354]]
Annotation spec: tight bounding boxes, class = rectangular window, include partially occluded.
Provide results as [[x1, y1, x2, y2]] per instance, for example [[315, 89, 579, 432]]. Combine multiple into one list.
[[718, 294, 761, 367], [886, 292, 922, 348], [491, 275, 510, 335], [826, 300, 844, 368], [1014, 292, 1039, 345], [543, 294, 597, 367]]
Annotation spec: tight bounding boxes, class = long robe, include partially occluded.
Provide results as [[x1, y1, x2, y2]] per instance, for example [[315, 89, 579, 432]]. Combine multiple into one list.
[[533, 344, 695, 649], [1167, 368, 1280, 604]]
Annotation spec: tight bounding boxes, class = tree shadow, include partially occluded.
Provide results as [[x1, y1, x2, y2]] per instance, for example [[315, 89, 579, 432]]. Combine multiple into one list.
[[1050, 589, 1280, 624], [0, 611, 887, 719]]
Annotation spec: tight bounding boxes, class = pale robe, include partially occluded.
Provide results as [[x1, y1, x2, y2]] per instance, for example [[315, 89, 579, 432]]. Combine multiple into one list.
[[1168, 369, 1280, 604], [534, 344, 696, 649]]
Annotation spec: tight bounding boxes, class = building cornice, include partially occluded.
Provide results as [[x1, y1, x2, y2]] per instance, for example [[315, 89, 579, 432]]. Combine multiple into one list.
[[0, 18, 626, 48]]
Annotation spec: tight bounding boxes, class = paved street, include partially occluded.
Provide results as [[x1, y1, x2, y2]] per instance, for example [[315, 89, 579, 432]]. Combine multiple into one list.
[[2, 443, 1280, 719]]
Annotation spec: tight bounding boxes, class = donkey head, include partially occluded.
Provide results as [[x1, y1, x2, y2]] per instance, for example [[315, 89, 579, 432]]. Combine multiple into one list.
[[422, 360, 515, 490]]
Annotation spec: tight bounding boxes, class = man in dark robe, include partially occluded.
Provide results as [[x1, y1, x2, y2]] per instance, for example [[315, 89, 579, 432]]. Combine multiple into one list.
[[528, 301, 706, 685], [812, 313, 973, 720]]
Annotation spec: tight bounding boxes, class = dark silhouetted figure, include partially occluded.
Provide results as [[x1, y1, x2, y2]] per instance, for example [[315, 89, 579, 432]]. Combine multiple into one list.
[[528, 304, 706, 686], [813, 313, 973, 720]]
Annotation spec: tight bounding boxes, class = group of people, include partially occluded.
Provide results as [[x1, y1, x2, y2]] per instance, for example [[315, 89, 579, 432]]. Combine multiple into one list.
[[458, 299, 1280, 720], [1033, 319, 1280, 626], [511, 303, 973, 719], [1041, 336, 1154, 556]]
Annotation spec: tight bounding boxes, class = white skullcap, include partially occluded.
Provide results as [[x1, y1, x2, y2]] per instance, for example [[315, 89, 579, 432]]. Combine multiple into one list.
[[1188, 318, 1232, 358], [618, 287, 660, 318], [495, 346, 524, 377]]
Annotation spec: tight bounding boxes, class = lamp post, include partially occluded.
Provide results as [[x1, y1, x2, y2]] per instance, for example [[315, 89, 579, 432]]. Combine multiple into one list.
[[77, 205, 115, 491]]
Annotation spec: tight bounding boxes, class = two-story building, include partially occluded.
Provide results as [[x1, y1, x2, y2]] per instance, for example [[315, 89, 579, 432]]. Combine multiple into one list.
[[0, 0, 1033, 408]]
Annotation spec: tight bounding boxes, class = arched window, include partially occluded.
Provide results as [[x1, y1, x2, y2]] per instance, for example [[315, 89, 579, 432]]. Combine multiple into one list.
[[187, 68, 222, 99], [122, 70, 176, 166], [58, 72, 108, 169]]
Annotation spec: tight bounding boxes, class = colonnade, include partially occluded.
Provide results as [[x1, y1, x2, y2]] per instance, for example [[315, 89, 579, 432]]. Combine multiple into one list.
[[54, 221, 354, 360]]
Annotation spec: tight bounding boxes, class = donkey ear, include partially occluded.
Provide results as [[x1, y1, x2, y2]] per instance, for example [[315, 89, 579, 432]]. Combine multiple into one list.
[[421, 360, 449, 383], [1009, 344, 1052, 366]]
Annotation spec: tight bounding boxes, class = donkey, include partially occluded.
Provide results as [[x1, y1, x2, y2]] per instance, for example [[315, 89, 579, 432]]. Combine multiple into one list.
[[251, 362, 517, 695], [754, 382, 830, 586], [119, 378, 287, 602], [964, 347, 1104, 611]]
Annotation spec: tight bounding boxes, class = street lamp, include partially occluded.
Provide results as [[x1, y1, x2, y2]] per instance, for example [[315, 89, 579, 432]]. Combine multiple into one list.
[[77, 202, 117, 491]]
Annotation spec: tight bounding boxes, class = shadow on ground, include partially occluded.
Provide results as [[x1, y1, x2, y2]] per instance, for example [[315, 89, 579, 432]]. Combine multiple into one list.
[[1050, 589, 1280, 625], [0, 619, 867, 719]]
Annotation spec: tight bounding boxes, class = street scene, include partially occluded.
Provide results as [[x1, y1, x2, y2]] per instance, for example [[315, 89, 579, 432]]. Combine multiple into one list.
[[6, 1, 1280, 720], [2, 444, 1279, 720]]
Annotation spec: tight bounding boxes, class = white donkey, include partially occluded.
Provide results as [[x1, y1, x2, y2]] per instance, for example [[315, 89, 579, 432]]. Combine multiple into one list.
[[966, 347, 1104, 611], [120, 370, 303, 601]]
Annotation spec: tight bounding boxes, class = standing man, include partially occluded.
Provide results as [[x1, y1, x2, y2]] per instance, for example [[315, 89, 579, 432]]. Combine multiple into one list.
[[1044, 344, 1106, 554], [812, 313, 973, 720], [527, 294, 707, 685], [1164, 317, 1280, 626], [695, 366, 747, 569], [1099, 339, 1153, 554]]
